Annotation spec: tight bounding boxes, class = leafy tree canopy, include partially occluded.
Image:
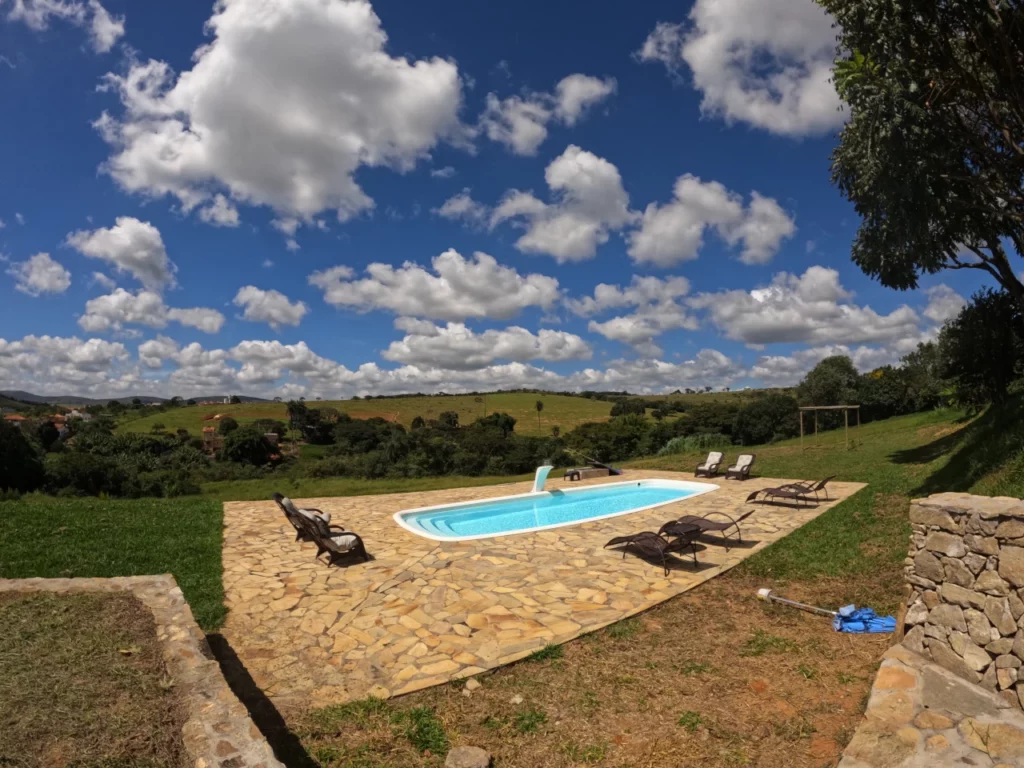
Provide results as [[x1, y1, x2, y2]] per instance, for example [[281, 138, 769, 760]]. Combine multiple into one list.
[[823, 0, 1024, 311]]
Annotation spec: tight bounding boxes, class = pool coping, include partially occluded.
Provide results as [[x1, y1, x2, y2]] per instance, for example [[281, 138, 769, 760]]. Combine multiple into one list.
[[391, 477, 720, 541]]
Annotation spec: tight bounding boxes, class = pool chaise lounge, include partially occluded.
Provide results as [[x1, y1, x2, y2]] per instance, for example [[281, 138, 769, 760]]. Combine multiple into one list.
[[604, 528, 701, 576], [658, 508, 757, 550]]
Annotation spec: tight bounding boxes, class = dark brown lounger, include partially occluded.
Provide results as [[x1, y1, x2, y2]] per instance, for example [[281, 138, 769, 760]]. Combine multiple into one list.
[[777, 476, 836, 502], [604, 528, 700, 576], [659, 508, 757, 550], [306, 514, 371, 566], [745, 486, 817, 508], [273, 492, 316, 541]]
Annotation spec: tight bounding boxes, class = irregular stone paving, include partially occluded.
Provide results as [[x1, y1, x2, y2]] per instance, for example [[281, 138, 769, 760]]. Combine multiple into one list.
[[221, 470, 864, 711], [841, 644, 1024, 767]]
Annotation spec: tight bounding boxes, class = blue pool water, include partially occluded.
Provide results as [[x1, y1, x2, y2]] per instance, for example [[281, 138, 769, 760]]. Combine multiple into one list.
[[395, 480, 713, 540]]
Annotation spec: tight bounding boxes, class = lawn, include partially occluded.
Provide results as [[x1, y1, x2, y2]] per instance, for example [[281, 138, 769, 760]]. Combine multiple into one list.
[[0, 497, 225, 629], [119, 392, 612, 438], [291, 405, 1024, 768], [199, 472, 533, 502], [0, 591, 187, 767]]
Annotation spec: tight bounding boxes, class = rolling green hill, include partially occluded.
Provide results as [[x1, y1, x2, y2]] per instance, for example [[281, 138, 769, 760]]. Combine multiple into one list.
[[118, 392, 613, 438]]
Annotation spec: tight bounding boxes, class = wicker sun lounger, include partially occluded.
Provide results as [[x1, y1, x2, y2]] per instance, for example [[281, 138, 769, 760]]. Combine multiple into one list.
[[604, 528, 700, 576], [306, 514, 371, 566], [745, 486, 817, 508], [725, 454, 756, 480], [694, 451, 724, 478], [658, 508, 757, 550], [272, 492, 332, 541]]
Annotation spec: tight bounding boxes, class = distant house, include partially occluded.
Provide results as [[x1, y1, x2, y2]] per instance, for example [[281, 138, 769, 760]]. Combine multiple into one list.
[[67, 409, 94, 422], [3, 414, 27, 425]]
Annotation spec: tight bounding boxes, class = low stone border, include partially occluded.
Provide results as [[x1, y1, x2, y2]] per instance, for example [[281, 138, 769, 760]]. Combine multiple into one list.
[[0, 575, 283, 768], [840, 644, 1024, 767]]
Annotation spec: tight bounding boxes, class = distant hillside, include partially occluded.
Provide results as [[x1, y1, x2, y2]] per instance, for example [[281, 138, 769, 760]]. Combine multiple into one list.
[[118, 392, 614, 438], [0, 391, 271, 406]]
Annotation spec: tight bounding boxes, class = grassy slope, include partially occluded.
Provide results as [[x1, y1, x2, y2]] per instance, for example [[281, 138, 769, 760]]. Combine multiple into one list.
[[118, 392, 612, 438], [199, 473, 533, 502], [0, 497, 225, 629], [629, 408, 972, 594]]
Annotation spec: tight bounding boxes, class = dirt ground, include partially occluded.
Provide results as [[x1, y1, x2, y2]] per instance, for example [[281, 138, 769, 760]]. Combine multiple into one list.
[[0, 592, 188, 768], [295, 570, 894, 768]]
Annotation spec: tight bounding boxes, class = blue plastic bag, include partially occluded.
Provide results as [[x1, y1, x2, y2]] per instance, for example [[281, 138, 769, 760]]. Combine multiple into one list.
[[832, 605, 896, 634]]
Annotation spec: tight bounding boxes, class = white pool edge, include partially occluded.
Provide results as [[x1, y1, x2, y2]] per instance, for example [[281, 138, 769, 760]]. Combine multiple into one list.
[[392, 477, 720, 542]]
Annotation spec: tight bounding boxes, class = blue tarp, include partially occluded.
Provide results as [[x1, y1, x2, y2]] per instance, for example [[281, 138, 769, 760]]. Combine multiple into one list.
[[832, 605, 896, 634]]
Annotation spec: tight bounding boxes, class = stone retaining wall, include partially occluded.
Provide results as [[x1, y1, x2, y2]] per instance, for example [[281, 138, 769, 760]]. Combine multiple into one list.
[[0, 575, 283, 768], [903, 493, 1024, 709]]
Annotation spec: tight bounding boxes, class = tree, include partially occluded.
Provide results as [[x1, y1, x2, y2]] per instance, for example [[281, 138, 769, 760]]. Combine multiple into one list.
[[733, 395, 800, 445], [410, 415, 426, 431], [551, 425, 560, 438], [0, 420, 45, 492], [218, 416, 239, 435], [36, 421, 61, 451], [798, 356, 860, 407], [938, 288, 1023, 407], [229, 395, 242, 404], [221, 427, 274, 466], [437, 411, 460, 429], [822, 0, 1024, 320], [535, 400, 544, 427]]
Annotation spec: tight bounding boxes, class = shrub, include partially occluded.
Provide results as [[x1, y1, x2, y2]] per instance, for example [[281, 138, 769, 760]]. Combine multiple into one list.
[[0, 421, 46, 493], [44, 452, 126, 496], [221, 427, 274, 466], [609, 399, 647, 417], [657, 433, 733, 456], [217, 417, 239, 435], [732, 395, 799, 445]]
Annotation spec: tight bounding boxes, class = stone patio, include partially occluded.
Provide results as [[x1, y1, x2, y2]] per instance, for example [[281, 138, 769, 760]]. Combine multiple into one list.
[[221, 470, 864, 712]]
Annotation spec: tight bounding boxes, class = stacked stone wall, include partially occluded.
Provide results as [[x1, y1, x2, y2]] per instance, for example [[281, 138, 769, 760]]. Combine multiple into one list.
[[903, 493, 1024, 708]]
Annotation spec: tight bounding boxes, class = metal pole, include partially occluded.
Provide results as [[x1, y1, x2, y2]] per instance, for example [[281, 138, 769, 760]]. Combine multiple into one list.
[[757, 589, 837, 617]]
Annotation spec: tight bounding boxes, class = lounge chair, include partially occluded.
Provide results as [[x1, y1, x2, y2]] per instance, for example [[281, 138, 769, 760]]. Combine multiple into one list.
[[694, 451, 724, 478], [658, 508, 757, 550], [745, 486, 817, 508], [604, 528, 700, 576], [272, 493, 332, 541], [777, 476, 836, 502], [725, 453, 756, 480], [306, 514, 371, 566]]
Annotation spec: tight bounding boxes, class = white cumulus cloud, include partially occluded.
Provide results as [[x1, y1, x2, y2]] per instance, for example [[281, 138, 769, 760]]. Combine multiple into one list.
[[7, 252, 71, 296], [94, 0, 465, 224], [382, 321, 592, 370], [491, 145, 637, 262], [5, 0, 124, 52], [78, 288, 225, 334], [636, 0, 842, 136], [480, 74, 616, 155], [309, 249, 561, 321], [66, 217, 176, 291], [233, 286, 308, 330], [627, 174, 795, 266], [689, 266, 921, 347]]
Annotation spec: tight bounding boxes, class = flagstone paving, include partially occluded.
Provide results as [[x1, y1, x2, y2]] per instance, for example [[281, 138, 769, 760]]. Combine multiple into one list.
[[221, 470, 865, 712]]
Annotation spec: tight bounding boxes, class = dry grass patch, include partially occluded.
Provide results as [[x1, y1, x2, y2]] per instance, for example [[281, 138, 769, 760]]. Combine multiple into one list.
[[0, 592, 187, 768], [297, 570, 893, 767]]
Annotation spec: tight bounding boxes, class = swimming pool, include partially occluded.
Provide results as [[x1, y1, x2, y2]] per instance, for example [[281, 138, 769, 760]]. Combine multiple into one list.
[[394, 478, 718, 541]]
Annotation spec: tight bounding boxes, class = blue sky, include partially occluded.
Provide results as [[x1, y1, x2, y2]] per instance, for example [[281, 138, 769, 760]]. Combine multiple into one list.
[[0, 0, 989, 398]]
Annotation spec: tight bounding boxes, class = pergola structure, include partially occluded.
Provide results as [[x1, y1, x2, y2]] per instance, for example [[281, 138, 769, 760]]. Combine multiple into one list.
[[799, 405, 861, 449]]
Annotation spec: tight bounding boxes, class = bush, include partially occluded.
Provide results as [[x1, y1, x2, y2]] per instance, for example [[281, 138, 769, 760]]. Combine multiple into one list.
[[658, 433, 733, 456], [44, 452, 127, 496], [0, 421, 45, 493], [221, 427, 274, 466], [733, 395, 799, 445], [609, 399, 647, 417], [218, 417, 239, 435]]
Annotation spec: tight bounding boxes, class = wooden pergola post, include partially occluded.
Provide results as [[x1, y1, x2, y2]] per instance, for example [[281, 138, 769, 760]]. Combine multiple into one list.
[[799, 410, 804, 450], [844, 408, 849, 448]]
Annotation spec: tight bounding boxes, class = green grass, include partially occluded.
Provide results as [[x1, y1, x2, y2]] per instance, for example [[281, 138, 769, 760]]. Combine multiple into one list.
[[627, 407, 974, 587], [119, 392, 612, 438], [199, 472, 533, 501], [677, 710, 704, 732], [526, 644, 564, 662], [0, 497, 225, 629], [514, 706, 548, 733]]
